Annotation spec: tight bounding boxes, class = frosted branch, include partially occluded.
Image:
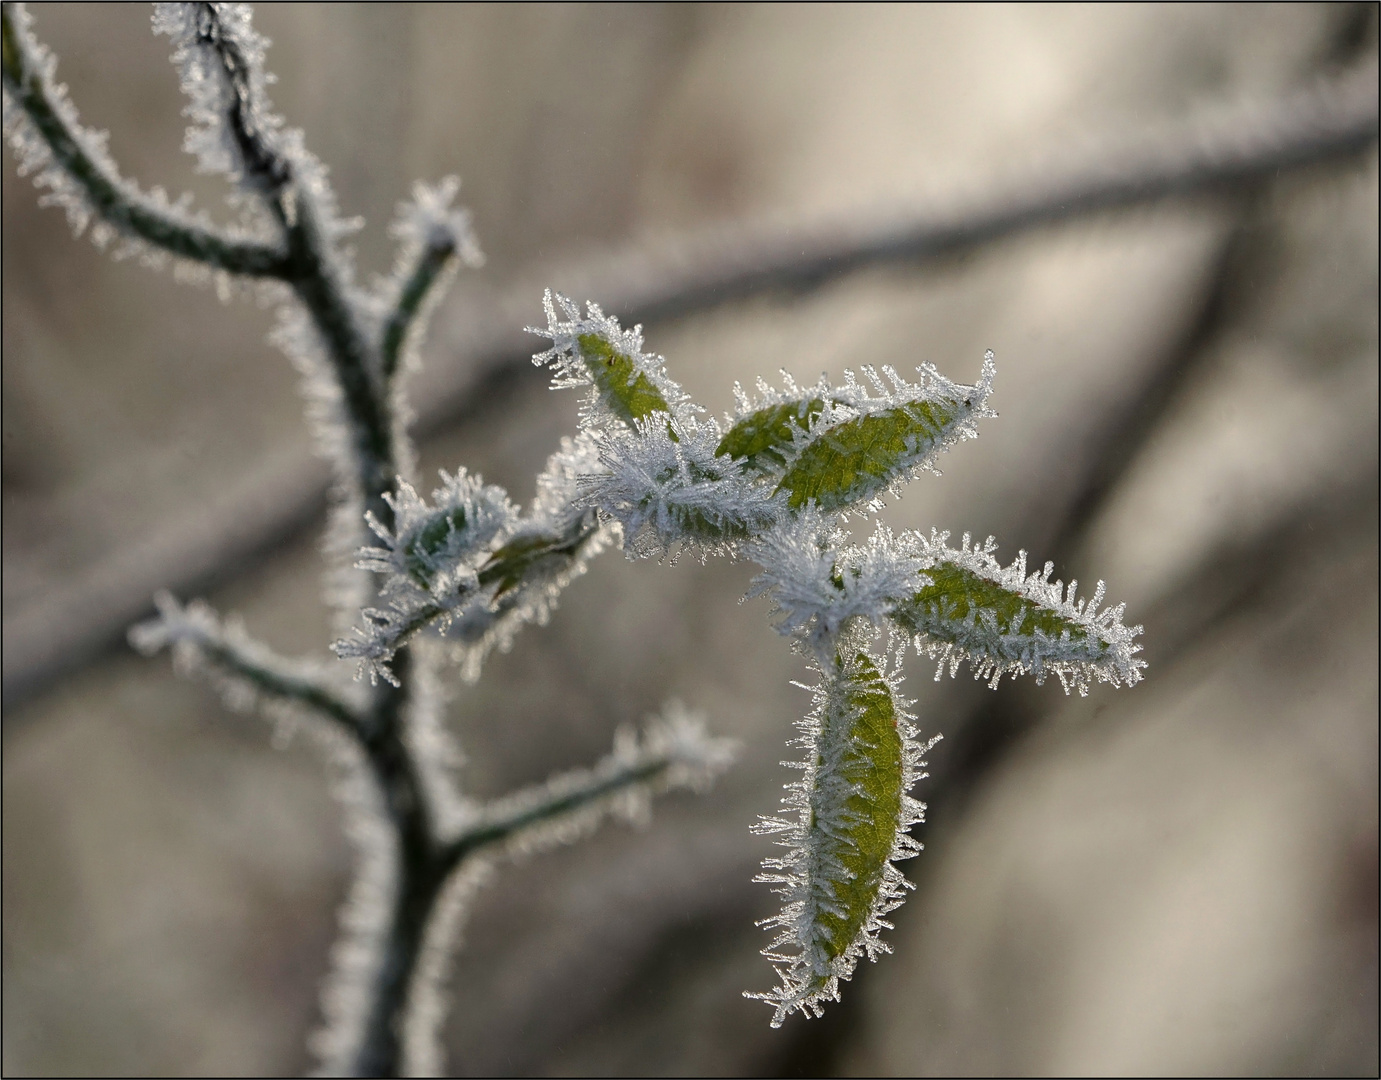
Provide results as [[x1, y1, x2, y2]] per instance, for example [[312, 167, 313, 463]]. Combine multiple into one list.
[[379, 177, 483, 381], [128, 591, 369, 738], [441, 703, 738, 869], [1, 2, 286, 278]]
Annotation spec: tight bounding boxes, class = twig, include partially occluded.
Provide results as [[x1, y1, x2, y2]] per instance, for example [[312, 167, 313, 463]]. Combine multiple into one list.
[[0, 2, 285, 274], [3, 60, 1376, 709]]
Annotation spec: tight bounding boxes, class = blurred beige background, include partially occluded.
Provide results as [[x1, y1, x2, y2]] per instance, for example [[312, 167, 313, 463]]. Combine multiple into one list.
[[3, 3, 1376, 1076]]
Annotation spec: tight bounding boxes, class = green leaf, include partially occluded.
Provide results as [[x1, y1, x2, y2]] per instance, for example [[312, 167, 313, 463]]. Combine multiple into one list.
[[809, 651, 904, 965], [477, 512, 601, 598], [403, 507, 468, 589], [776, 399, 965, 512], [891, 561, 1088, 643], [716, 398, 826, 473], [577, 332, 671, 425]]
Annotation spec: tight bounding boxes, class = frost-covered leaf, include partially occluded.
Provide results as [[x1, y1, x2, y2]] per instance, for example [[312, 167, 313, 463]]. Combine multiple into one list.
[[775, 353, 996, 513], [334, 438, 616, 683], [889, 530, 1145, 693], [364, 471, 517, 600], [477, 510, 602, 598], [575, 330, 672, 425], [748, 648, 938, 1027], [716, 397, 827, 473], [530, 291, 693, 432]]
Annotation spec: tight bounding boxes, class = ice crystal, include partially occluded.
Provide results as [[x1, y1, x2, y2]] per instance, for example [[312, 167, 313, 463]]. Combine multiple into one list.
[[748, 514, 925, 660]]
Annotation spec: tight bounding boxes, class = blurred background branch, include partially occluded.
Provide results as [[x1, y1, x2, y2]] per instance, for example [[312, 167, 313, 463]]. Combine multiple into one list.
[[3, 55, 1375, 710]]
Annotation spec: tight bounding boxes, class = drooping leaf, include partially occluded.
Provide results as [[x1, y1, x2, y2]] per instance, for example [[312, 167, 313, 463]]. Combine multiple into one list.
[[807, 651, 904, 962], [749, 649, 933, 1027]]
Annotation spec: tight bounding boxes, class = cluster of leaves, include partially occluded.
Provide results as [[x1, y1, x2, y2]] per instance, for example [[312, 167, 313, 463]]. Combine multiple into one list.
[[336, 291, 1146, 1023], [4, 0, 1146, 1066]]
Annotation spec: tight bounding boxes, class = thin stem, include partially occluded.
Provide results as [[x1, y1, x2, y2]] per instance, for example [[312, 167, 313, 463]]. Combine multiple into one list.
[[442, 756, 674, 870], [381, 235, 459, 381], [188, 11, 429, 1072], [191, 2, 399, 532], [197, 638, 368, 738], [349, 732, 695, 1075], [0, 3, 286, 276]]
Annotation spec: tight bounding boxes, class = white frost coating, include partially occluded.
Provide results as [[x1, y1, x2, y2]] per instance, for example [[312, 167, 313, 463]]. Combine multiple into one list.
[[362, 470, 517, 601], [585, 414, 782, 560], [438, 435, 617, 682], [387, 176, 483, 278], [896, 529, 1146, 693], [530, 291, 698, 429], [127, 594, 396, 1078], [399, 857, 495, 1078], [306, 735, 398, 1079], [477, 701, 739, 860], [334, 440, 616, 684], [2, 2, 276, 290], [748, 515, 925, 660], [748, 645, 940, 1027], [401, 640, 479, 841], [152, 2, 276, 183], [398, 701, 735, 1076], [730, 350, 998, 511], [129, 590, 368, 728], [155, 1, 363, 274], [333, 469, 518, 682]]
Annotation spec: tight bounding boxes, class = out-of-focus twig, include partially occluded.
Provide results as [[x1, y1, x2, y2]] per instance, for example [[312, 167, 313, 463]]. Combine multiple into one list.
[[4, 60, 1376, 711]]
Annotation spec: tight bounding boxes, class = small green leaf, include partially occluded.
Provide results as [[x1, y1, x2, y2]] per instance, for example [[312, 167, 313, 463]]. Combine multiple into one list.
[[577, 332, 671, 425], [716, 398, 826, 473], [477, 512, 601, 598], [404, 507, 468, 589], [776, 399, 963, 512], [809, 651, 903, 966], [891, 561, 1088, 643]]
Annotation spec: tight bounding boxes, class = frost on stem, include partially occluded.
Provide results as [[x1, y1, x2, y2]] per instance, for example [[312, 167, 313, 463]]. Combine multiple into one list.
[[129, 590, 368, 736], [748, 645, 939, 1027], [889, 529, 1145, 693], [1, 1, 284, 283], [399, 703, 738, 1076], [378, 177, 484, 382], [333, 439, 617, 684], [455, 702, 739, 860], [748, 514, 926, 661], [129, 591, 397, 1077]]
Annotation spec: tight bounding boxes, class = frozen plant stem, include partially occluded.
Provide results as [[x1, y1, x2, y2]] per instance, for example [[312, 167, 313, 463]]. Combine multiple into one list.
[[4, 5, 736, 1075], [5, 2, 1147, 1074]]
